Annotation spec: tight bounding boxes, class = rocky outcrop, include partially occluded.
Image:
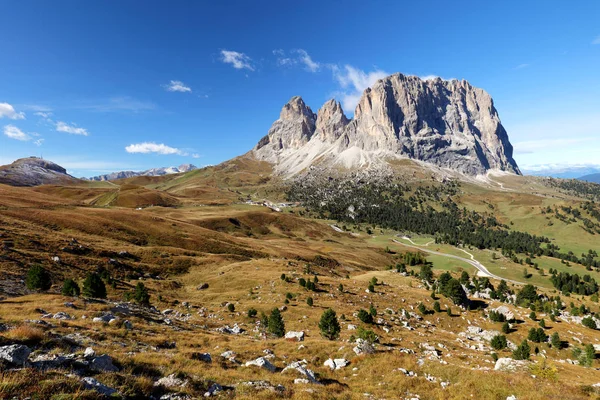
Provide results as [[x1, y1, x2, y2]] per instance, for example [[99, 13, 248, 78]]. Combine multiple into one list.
[[0, 157, 80, 187], [252, 73, 520, 176]]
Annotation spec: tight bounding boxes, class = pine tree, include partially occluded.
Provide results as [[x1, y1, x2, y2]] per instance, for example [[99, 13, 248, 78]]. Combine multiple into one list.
[[268, 308, 285, 337], [61, 278, 80, 297], [551, 332, 561, 349], [433, 301, 441, 313], [82, 272, 106, 299], [133, 282, 150, 305], [512, 340, 531, 360], [490, 335, 508, 350], [26, 265, 52, 291], [357, 309, 373, 324], [318, 308, 340, 340], [369, 304, 377, 317], [502, 321, 510, 334], [306, 297, 313, 307]]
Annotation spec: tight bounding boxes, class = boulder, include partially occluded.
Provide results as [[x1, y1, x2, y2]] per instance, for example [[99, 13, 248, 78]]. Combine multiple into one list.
[[353, 339, 375, 355], [191, 353, 212, 363], [90, 354, 119, 372], [0, 344, 31, 366], [494, 306, 515, 321], [494, 357, 528, 372], [285, 331, 305, 341], [245, 357, 276, 372], [282, 360, 319, 384], [324, 358, 349, 370]]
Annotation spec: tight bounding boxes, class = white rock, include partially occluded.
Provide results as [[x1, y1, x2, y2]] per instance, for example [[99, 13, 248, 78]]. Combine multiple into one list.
[[245, 357, 276, 372], [324, 358, 349, 370], [285, 331, 305, 341]]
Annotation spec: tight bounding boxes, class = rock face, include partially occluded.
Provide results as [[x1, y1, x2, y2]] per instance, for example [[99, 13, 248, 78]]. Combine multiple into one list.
[[0, 157, 80, 187], [0, 344, 31, 366], [252, 73, 520, 176]]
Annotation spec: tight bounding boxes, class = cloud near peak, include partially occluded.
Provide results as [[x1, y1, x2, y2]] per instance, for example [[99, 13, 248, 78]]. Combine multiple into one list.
[[332, 65, 389, 112], [125, 142, 187, 156]]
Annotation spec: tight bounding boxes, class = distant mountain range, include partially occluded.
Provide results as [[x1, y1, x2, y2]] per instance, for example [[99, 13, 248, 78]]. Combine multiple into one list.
[[579, 173, 600, 184], [87, 164, 197, 181]]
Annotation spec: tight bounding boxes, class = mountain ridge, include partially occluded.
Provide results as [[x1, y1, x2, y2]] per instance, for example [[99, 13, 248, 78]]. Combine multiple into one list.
[[251, 73, 520, 177], [87, 163, 197, 181]]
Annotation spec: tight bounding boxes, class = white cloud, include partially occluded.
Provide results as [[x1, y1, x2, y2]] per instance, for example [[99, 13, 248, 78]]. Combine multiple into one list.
[[220, 50, 254, 71], [332, 65, 389, 112], [592, 35, 600, 45], [34, 111, 53, 118], [273, 49, 320, 72], [56, 121, 89, 136], [125, 142, 187, 156], [34, 138, 44, 146], [513, 137, 593, 154], [3, 125, 31, 141], [192, 153, 200, 159], [164, 80, 192, 93], [514, 63, 530, 70], [295, 49, 319, 72], [0, 103, 25, 120], [76, 97, 156, 113]]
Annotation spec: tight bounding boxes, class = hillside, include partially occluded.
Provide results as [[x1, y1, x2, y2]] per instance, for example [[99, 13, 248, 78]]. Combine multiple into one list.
[[1, 160, 600, 399]]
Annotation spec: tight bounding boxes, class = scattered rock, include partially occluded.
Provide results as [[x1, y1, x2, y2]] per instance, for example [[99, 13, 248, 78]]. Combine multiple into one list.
[[282, 360, 319, 384], [155, 374, 188, 388], [0, 344, 31, 366], [494, 357, 528, 372], [197, 283, 209, 290], [191, 353, 212, 363], [81, 377, 118, 397]]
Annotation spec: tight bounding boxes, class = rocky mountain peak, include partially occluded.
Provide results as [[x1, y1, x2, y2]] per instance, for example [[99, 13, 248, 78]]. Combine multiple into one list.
[[253, 72, 520, 177], [315, 99, 349, 143]]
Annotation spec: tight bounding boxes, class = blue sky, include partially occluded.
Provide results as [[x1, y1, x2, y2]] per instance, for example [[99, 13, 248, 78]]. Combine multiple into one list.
[[1, 1, 599, 177]]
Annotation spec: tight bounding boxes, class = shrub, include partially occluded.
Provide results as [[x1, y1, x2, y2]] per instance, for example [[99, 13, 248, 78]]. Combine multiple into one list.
[[286, 292, 293, 300], [306, 280, 316, 291], [433, 301, 441, 313], [516, 284, 538, 306], [5, 325, 45, 344], [299, 278, 306, 287], [442, 278, 468, 306], [551, 332, 561, 349], [512, 340, 531, 360], [418, 303, 427, 315], [369, 304, 377, 317], [528, 327, 548, 343], [357, 309, 373, 324], [82, 272, 106, 299], [357, 326, 378, 344], [280, 273, 286, 281], [419, 264, 433, 282], [61, 279, 80, 297], [227, 303, 235, 312], [247, 308, 257, 318], [446, 306, 452, 317], [306, 297, 313, 307], [368, 284, 375, 293], [26, 265, 52, 291], [313, 275, 319, 283], [489, 310, 506, 322], [370, 277, 378, 286], [502, 321, 510, 334], [133, 282, 150, 305], [268, 308, 285, 337], [539, 319, 546, 329], [338, 283, 344, 292], [491, 334, 508, 350], [582, 316, 597, 330], [529, 311, 537, 320], [319, 308, 340, 340]]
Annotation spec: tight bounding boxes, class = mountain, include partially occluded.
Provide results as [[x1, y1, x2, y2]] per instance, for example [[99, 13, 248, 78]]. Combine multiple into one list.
[[579, 173, 600, 184], [252, 73, 520, 176], [88, 164, 197, 181], [0, 157, 80, 186], [523, 166, 600, 179]]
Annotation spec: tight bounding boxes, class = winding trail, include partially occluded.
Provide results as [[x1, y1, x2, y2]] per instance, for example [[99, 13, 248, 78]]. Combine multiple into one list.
[[393, 237, 524, 285]]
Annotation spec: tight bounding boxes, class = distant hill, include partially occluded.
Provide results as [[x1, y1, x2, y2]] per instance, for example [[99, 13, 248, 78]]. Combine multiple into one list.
[[88, 164, 197, 181], [0, 157, 81, 187], [579, 173, 600, 184]]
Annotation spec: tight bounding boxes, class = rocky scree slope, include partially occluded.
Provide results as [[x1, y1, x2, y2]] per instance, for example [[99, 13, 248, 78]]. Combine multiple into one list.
[[0, 157, 80, 187], [252, 73, 520, 177]]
